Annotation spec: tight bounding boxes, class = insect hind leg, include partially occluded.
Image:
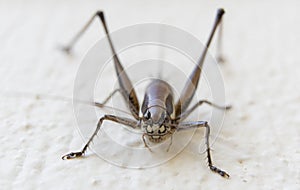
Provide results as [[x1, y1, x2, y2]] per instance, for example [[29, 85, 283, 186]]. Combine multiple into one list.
[[216, 19, 226, 63]]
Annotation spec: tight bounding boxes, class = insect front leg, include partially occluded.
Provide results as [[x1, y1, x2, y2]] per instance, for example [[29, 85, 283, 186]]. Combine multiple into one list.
[[176, 99, 231, 121], [177, 121, 229, 178], [62, 115, 139, 160]]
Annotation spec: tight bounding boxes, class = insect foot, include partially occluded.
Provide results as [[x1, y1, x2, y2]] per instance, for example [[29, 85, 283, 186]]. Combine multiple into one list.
[[225, 105, 232, 110], [209, 165, 230, 178], [62, 152, 83, 160], [60, 46, 71, 54]]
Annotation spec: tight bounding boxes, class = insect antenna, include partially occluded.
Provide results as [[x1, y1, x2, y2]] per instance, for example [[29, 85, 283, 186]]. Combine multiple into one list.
[[0, 91, 132, 116]]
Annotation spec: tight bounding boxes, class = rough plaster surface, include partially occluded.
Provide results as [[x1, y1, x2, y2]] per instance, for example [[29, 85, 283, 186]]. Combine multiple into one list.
[[0, 0, 299, 189]]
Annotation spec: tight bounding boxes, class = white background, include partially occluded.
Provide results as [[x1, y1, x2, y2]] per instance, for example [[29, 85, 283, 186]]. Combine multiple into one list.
[[0, 0, 299, 189]]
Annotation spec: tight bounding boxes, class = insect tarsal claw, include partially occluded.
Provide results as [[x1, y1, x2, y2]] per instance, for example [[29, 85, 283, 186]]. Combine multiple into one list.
[[62, 152, 83, 160]]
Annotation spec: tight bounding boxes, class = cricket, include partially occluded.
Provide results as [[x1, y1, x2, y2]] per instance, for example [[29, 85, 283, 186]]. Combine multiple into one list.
[[61, 8, 231, 178]]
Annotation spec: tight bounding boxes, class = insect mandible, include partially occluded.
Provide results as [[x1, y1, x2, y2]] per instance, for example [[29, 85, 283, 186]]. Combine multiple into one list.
[[61, 8, 231, 178]]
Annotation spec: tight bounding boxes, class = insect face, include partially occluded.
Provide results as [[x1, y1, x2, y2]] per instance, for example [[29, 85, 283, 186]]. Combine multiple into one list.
[[142, 107, 172, 142]]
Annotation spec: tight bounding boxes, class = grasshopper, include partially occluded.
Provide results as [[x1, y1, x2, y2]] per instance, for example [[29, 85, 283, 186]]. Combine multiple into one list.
[[61, 8, 230, 178]]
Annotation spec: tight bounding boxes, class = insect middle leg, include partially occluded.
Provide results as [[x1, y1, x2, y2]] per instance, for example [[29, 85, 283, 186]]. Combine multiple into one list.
[[176, 99, 231, 121], [62, 115, 139, 160], [94, 89, 122, 108], [177, 121, 229, 178]]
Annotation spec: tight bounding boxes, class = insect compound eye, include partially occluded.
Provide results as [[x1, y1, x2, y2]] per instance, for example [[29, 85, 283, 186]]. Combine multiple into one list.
[[144, 111, 151, 120]]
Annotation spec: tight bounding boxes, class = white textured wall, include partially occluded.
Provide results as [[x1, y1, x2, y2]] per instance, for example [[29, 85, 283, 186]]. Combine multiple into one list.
[[0, 0, 299, 189]]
